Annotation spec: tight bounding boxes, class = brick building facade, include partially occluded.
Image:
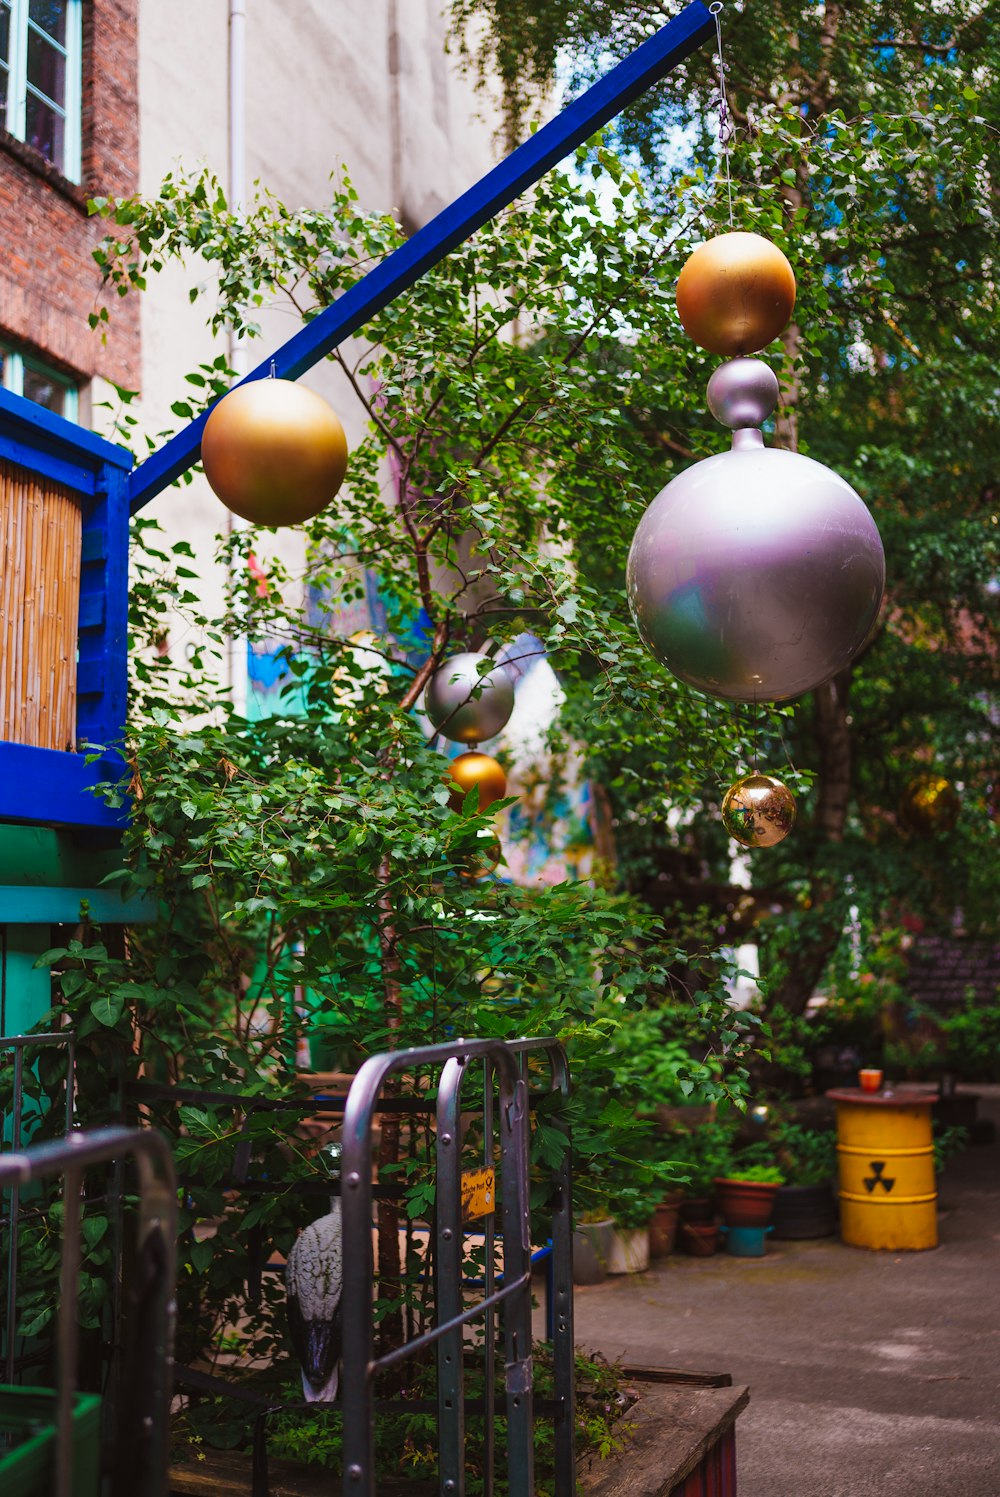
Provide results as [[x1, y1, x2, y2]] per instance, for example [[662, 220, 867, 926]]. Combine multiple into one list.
[[0, 0, 139, 394]]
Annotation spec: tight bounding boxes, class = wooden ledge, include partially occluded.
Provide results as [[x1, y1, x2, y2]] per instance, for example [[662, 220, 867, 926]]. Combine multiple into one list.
[[578, 1379, 750, 1497]]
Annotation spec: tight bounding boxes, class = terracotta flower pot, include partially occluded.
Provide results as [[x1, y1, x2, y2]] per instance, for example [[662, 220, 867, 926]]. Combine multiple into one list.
[[713, 1177, 781, 1229], [680, 1221, 721, 1256], [649, 1195, 683, 1258]]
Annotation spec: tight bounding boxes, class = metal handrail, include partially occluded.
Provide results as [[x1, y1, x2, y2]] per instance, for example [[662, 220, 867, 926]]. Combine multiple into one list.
[[1, 1030, 76, 1382], [339, 1034, 573, 1497], [0, 1126, 177, 1497]]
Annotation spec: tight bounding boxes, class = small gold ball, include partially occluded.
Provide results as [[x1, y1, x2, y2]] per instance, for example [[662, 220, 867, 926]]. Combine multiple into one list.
[[201, 378, 348, 526], [899, 775, 960, 835], [446, 752, 507, 814], [459, 832, 503, 880], [722, 773, 796, 848], [676, 232, 796, 356]]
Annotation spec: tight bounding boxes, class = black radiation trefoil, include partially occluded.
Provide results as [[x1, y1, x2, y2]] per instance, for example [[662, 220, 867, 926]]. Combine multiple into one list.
[[864, 1161, 896, 1194]]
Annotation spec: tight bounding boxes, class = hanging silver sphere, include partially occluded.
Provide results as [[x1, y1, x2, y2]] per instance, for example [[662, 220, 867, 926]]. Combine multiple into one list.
[[627, 429, 885, 703], [706, 358, 780, 429], [424, 653, 515, 744]]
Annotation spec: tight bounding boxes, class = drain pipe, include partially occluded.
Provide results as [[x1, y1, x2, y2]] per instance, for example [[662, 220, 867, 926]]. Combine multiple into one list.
[[227, 0, 249, 716]]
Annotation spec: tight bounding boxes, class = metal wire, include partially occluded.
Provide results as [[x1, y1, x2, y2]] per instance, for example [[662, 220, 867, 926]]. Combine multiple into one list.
[[709, 2, 735, 226]]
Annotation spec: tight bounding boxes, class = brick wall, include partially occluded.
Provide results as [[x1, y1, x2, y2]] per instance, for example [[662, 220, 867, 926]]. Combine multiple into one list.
[[0, 0, 140, 389]]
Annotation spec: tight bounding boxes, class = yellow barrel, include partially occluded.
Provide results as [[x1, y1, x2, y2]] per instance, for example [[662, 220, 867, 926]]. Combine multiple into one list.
[[827, 1088, 937, 1251]]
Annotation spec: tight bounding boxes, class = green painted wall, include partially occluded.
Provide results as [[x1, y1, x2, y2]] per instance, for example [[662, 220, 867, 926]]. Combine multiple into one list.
[[0, 823, 152, 1037]]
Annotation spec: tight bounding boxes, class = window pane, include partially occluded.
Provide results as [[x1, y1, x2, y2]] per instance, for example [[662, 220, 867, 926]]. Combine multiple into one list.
[[22, 364, 66, 416], [25, 89, 64, 165], [0, 5, 10, 66], [28, 29, 65, 106], [0, 63, 7, 120], [28, 0, 67, 46]]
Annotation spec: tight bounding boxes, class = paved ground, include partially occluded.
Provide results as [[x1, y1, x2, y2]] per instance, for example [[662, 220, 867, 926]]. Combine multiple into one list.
[[570, 1087, 1000, 1497]]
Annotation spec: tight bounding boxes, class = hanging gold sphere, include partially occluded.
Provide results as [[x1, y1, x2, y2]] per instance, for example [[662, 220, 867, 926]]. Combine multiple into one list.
[[458, 832, 503, 880], [201, 378, 348, 526], [899, 775, 960, 836], [676, 232, 796, 356], [446, 751, 507, 814], [722, 772, 796, 848]]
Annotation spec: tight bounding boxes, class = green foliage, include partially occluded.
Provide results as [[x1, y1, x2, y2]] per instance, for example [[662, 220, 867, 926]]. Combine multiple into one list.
[[932, 1125, 969, 1175], [772, 1122, 837, 1188], [176, 1349, 632, 1494], [720, 1164, 785, 1186]]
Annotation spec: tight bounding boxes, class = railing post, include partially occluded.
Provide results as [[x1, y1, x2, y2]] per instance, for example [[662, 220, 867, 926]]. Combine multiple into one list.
[[435, 1055, 467, 1496], [498, 1061, 534, 1496]]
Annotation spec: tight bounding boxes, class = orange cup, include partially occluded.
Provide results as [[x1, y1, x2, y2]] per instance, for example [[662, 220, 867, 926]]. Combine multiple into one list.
[[858, 1068, 883, 1093]]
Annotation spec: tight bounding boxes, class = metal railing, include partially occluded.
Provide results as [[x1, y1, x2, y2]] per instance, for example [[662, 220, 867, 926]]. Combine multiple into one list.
[[340, 1035, 574, 1497], [0, 1125, 177, 1497], [124, 1033, 574, 1496], [1, 1030, 76, 1382]]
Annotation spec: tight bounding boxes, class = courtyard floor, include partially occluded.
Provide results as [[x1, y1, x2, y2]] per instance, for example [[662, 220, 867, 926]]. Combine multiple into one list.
[[569, 1086, 1000, 1497]]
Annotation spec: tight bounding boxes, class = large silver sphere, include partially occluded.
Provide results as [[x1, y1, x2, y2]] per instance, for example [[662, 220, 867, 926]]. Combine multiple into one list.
[[627, 430, 885, 703], [706, 358, 779, 429], [424, 653, 515, 744]]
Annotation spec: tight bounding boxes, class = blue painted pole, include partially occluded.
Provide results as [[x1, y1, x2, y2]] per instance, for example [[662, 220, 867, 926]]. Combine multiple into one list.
[[128, 1, 714, 514]]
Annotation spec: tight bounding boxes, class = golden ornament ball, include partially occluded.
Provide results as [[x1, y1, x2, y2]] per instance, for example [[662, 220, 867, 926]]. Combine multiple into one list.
[[201, 377, 348, 526], [459, 832, 503, 880], [899, 774, 960, 836], [676, 232, 796, 356], [722, 772, 796, 848], [446, 751, 507, 815]]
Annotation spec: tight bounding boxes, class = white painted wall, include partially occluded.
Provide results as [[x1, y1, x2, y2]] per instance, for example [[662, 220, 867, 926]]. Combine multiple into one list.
[[123, 0, 503, 688]]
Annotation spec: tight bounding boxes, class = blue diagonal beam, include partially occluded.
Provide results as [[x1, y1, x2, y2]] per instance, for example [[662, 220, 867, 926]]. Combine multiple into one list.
[[129, 1, 714, 513]]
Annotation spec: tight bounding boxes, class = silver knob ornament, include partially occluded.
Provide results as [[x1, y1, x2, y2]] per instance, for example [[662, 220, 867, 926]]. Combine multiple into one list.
[[424, 652, 515, 744], [706, 357, 780, 429], [626, 362, 885, 704]]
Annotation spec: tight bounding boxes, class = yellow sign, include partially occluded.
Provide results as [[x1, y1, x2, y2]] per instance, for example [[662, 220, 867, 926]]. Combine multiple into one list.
[[461, 1167, 496, 1222]]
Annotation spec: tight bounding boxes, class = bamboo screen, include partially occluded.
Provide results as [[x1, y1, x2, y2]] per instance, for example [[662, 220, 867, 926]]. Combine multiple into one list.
[[0, 458, 82, 751]]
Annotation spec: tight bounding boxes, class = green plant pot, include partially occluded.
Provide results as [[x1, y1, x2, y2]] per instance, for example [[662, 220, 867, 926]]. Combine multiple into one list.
[[0, 1386, 101, 1497]]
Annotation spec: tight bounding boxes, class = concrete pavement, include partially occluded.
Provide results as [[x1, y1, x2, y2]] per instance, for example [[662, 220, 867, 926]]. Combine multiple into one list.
[[569, 1087, 1000, 1497]]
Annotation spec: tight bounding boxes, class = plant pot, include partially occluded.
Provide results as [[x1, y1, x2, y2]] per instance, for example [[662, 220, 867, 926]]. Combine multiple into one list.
[[606, 1226, 650, 1274], [678, 1195, 715, 1227], [771, 1182, 838, 1240], [573, 1219, 614, 1285], [680, 1221, 720, 1257], [649, 1195, 683, 1258], [713, 1177, 781, 1229], [722, 1224, 772, 1257]]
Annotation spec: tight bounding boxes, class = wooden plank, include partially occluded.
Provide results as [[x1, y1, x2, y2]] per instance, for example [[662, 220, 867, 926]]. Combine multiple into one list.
[[0, 741, 127, 829], [621, 1365, 733, 1389], [169, 1448, 436, 1497], [0, 884, 154, 923], [578, 1383, 750, 1497]]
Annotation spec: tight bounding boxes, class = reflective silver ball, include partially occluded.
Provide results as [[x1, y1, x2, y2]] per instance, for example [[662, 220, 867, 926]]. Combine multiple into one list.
[[424, 653, 515, 744], [706, 358, 780, 429], [627, 431, 885, 703]]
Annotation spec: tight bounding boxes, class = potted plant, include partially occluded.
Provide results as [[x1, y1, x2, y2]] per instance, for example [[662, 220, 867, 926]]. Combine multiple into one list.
[[604, 1183, 656, 1274], [772, 1122, 838, 1239], [573, 1206, 615, 1285], [713, 1164, 785, 1228]]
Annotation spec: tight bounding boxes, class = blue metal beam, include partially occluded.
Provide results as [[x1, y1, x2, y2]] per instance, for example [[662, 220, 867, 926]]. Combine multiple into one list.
[[128, 0, 714, 513]]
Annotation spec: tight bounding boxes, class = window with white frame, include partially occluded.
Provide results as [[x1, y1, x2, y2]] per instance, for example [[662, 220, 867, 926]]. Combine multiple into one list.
[[0, 341, 79, 421], [0, 0, 82, 182]]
